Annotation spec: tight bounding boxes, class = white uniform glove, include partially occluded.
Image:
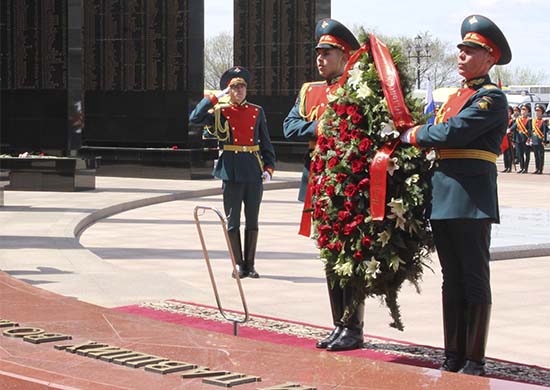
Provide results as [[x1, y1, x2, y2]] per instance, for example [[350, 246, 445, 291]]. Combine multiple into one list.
[[216, 87, 230, 99], [261, 171, 271, 182], [399, 128, 413, 144]]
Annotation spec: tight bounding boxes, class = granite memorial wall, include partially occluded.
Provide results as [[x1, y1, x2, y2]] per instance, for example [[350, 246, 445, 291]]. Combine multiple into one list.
[[234, 0, 330, 141]]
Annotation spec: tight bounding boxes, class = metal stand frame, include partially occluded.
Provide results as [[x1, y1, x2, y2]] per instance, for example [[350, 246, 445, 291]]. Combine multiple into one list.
[[193, 205, 249, 336]]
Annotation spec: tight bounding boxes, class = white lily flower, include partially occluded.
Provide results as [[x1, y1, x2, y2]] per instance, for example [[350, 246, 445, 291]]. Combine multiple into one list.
[[387, 157, 400, 176], [405, 174, 420, 186], [334, 261, 354, 277], [388, 197, 406, 218], [377, 230, 391, 247], [387, 197, 407, 231], [366, 257, 381, 279], [389, 255, 404, 272], [356, 83, 372, 99], [347, 64, 363, 89]]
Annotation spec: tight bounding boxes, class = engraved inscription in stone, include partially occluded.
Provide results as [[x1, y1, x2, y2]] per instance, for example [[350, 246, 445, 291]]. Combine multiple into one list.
[[83, 0, 191, 91], [0, 0, 67, 90]]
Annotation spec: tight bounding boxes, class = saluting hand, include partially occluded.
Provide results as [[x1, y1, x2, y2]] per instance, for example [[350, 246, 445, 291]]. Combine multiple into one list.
[[216, 87, 230, 99]]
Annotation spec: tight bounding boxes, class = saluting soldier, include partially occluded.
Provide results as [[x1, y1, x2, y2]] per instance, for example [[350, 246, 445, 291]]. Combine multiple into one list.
[[189, 66, 276, 279], [284, 19, 366, 352], [529, 104, 549, 174], [401, 15, 511, 376], [510, 103, 532, 173], [283, 18, 360, 202]]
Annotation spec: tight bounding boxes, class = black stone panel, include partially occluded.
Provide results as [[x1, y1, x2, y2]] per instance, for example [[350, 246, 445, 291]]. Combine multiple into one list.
[[1, 89, 68, 152], [0, 157, 96, 191], [81, 0, 204, 148], [83, 90, 194, 148], [0, 0, 69, 154]]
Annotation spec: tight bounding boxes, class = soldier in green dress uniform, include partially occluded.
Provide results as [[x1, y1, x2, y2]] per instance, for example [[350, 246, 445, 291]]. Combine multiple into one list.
[[189, 66, 276, 279], [528, 104, 548, 174], [283, 18, 360, 202], [284, 19, 366, 352], [401, 15, 511, 376], [510, 103, 532, 173]]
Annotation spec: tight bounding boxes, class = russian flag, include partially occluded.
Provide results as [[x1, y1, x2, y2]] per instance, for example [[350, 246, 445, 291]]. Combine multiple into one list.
[[424, 80, 435, 124]]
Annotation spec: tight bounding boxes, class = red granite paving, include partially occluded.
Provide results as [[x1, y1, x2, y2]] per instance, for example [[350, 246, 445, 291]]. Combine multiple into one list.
[[0, 271, 545, 390]]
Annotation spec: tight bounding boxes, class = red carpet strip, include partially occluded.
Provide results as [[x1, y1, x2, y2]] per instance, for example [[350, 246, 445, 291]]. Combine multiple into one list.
[[114, 300, 550, 387]]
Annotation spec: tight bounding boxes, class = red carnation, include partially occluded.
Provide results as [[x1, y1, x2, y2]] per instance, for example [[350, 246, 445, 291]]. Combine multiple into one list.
[[344, 221, 358, 235], [351, 129, 362, 139], [358, 177, 370, 191], [314, 158, 325, 173], [317, 235, 330, 248], [334, 103, 347, 116], [327, 156, 339, 169], [351, 159, 364, 174], [353, 250, 364, 262], [344, 183, 358, 197], [327, 241, 343, 253], [344, 200, 355, 211], [339, 120, 348, 132], [318, 224, 332, 235], [325, 185, 335, 197], [346, 105, 359, 116], [359, 137, 373, 152], [336, 173, 348, 183], [351, 112, 363, 124], [340, 130, 351, 143], [361, 235, 373, 248], [338, 210, 351, 222], [314, 206, 326, 220], [354, 214, 364, 224]]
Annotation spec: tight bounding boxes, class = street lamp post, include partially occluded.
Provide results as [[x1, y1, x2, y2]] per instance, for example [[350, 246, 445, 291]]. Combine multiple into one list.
[[408, 34, 431, 89]]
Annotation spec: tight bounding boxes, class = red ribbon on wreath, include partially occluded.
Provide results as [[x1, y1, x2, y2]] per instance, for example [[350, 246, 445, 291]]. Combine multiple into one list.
[[368, 34, 414, 220]]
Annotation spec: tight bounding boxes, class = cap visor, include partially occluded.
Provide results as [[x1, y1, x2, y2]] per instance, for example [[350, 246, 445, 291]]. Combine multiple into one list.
[[457, 41, 484, 50], [316, 43, 337, 50]]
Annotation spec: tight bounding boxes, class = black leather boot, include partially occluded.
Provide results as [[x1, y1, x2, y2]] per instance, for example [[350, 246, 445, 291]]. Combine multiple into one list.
[[458, 304, 491, 376], [228, 229, 247, 278], [326, 287, 364, 351], [316, 279, 345, 349], [440, 301, 465, 372], [244, 229, 259, 278]]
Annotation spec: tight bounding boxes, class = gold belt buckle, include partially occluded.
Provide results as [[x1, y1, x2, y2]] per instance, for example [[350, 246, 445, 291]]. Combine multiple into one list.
[[242, 145, 248, 152]]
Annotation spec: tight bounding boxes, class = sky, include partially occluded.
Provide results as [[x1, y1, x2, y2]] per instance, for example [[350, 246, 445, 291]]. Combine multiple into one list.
[[204, 0, 550, 84]]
